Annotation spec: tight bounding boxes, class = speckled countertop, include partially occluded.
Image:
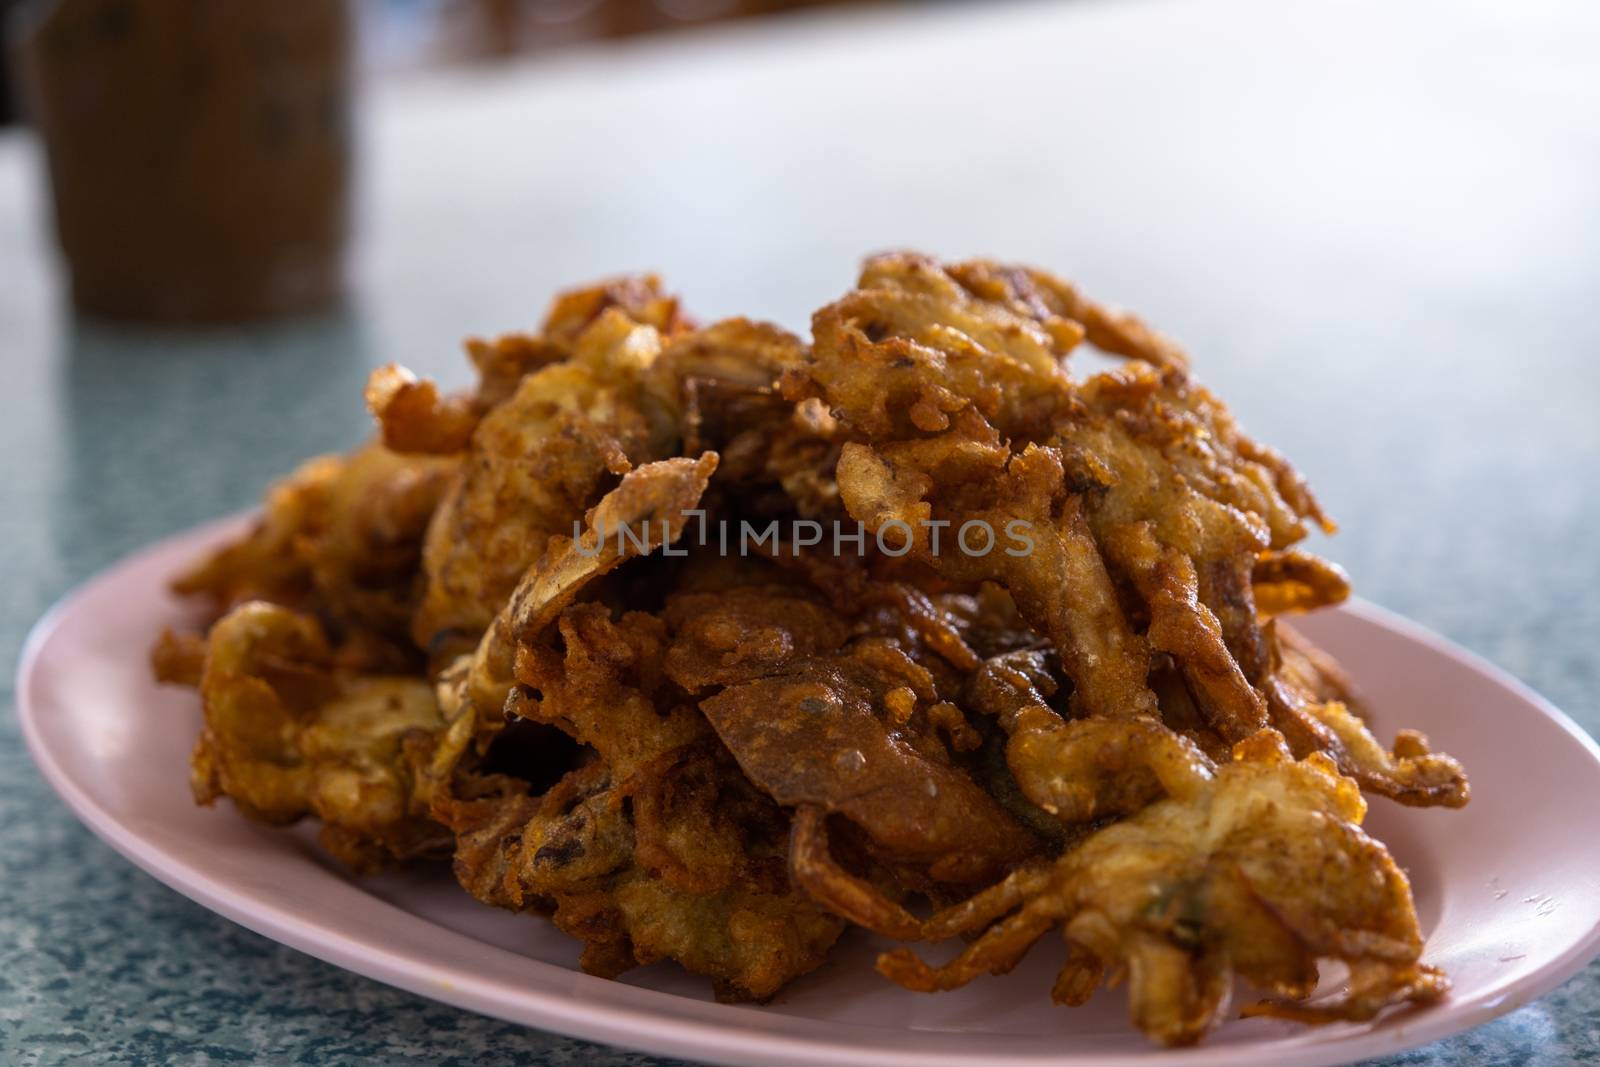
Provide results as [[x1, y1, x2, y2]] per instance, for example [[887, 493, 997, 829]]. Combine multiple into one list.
[[3, 1, 1598, 1063]]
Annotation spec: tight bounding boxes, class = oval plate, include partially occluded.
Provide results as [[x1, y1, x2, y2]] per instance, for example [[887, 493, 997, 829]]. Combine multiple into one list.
[[19, 517, 1600, 1067]]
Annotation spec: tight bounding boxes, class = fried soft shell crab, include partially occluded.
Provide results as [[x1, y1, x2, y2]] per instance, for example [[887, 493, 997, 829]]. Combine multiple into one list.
[[154, 254, 1467, 1045]]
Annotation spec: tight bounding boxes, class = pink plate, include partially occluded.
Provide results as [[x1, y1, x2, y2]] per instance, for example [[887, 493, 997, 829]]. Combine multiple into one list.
[[19, 516, 1600, 1067]]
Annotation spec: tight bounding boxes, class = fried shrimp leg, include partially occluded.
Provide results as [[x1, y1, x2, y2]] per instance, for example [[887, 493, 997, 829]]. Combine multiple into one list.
[[878, 731, 1447, 1046]]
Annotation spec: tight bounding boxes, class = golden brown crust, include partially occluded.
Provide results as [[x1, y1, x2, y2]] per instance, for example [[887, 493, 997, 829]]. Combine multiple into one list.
[[157, 255, 1466, 1038]]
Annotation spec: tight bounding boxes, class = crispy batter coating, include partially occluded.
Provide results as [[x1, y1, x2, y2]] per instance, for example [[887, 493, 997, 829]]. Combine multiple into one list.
[[172, 441, 455, 670], [436, 655, 844, 1001], [442, 452, 719, 766], [435, 594, 842, 1000], [1264, 622, 1469, 807], [651, 318, 846, 520], [664, 577, 1041, 935], [409, 307, 682, 649], [418, 454, 844, 999], [151, 628, 207, 687], [367, 275, 690, 457], [878, 731, 1447, 1046], [1275, 619, 1368, 717], [799, 254, 1456, 828], [189, 601, 448, 871], [1254, 549, 1352, 616], [159, 255, 1468, 1039], [697, 641, 1039, 880], [172, 452, 337, 608], [365, 365, 479, 455], [399, 298, 819, 654]]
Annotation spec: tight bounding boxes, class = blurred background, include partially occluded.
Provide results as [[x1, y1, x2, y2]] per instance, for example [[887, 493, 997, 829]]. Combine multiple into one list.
[[0, 0, 913, 126], [1, 1, 1598, 1064], [0, 0, 926, 321]]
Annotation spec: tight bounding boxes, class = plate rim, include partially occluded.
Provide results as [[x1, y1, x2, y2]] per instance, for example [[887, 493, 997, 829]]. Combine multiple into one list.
[[17, 515, 1600, 1067]]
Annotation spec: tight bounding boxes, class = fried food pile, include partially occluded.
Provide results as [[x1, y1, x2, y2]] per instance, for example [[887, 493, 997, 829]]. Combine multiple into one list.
[[154, 254, 1468, 1044]]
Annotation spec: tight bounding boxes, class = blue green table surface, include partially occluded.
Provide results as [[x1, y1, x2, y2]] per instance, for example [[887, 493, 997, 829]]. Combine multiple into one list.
[[3, 0, 1598, 1062]]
